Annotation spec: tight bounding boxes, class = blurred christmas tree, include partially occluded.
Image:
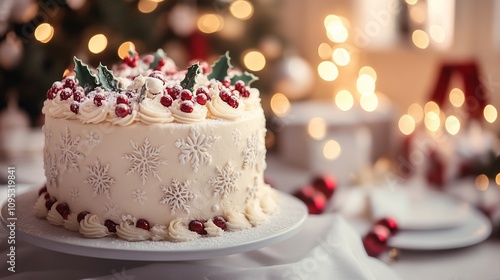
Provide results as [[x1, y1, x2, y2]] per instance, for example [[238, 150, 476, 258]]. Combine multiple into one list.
[[0, 0, 289, 125]]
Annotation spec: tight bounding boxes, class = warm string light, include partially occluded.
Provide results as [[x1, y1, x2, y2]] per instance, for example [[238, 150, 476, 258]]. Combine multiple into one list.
[[318, 61, 338, 81], [137, 0, 158, 13], [34, 23, 54, 43], [242, 50, 266, 71], [117, 41, 135, 59], [412, 29, 429, 49], [270, 93, 291, 117], [323, 139, 341, 160], [229, 0, 254, 20], [334, 90, 354, 111], [197, 14, 223, 34], [308, 117, 327, 140], [475, 174, 489, 191]]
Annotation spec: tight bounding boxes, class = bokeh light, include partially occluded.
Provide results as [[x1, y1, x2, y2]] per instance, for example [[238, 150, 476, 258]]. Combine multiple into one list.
[[138, 0, 158, 13], [335, 90, 354, 111], [424, 111, 440, 132], [484, 104, 498, 123], [34, 23, 54, 43], [424, 101, 440, 114], [117, 41, 135, 59], [318, 61, 339, 81], [242, 50, 266, 71], [408, 103, 424, 123], [430, 25, 446, 43], [445, 115, 460, 135], [412, 29, 429, 49], [308, 117, 327, 140], [449, 88, 465, 107], [359, 66, 377, 81], [318, 43, 333, 59], [360, 93, 379, 112], [198, 14, 223, 34], [323, 139, 341, 160], [88, 34, 108, 54], [475, 174, 489, 191], [229, 0, 254, 20], [325, 15, 348, 43], [399, 114, 416, 135], [356, 74, 376, 95], [270, 93, 291, 117], [332, 47, 350, 66]]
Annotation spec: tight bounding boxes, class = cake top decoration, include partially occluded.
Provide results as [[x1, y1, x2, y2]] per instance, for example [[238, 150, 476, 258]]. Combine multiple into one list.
[[42, 51, 262, 125]]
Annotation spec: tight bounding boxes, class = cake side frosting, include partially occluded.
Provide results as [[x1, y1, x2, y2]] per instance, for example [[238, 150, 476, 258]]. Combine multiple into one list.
[[35, 52, 277, 241]]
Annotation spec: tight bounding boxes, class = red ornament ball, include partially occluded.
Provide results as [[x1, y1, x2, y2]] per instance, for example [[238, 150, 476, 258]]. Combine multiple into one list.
[[294, 185, 327, 215], [375, 217, 399, 235], [312, 174, 336, 199], [363, 225, 391, 257]]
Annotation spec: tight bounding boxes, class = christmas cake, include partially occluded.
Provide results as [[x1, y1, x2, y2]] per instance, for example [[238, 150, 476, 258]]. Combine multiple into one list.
[[34, 51, 277, 242]]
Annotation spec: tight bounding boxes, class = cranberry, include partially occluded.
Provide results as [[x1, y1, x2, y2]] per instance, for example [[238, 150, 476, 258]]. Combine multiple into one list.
[[228, 96, 239, 108], [123, 52, 139, 68], [155, 58, 166, 71], [234, 80, 245, 92], [70, 101, 79, 114], [189, 220, 207, 235], [239, 86, 251, 98], [213, 216, 227, 230], [219, 88, 231, 102], [196, 86, 209, 96], [167, 85, 183, 99], [104, 219, 118, 233], [38, 185, 47, 196], [55, 203, 70, 220], [93, 94, 106, 107], [45, 197, 57, 210], [77, 211, 90, 223], [160, 94, 173, 107], [149, 70, 167, 84], [60, 88, 73, 101], [47, 81, 63, 100], [63, 76, 78, 89], [115, 104, 131, 118], [180, 100, 194, 113], [136, 219, 151, 231], [222, 77, 231, 88], [73, 86, 85, 102], [116, 94, 129, 105], [122, 90, 136, 99], [196, 93, 207, 105], [180, 89, 193, 101]]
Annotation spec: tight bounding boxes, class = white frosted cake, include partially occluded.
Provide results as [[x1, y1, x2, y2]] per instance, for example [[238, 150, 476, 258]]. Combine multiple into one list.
[[34, 51, 277, 242]]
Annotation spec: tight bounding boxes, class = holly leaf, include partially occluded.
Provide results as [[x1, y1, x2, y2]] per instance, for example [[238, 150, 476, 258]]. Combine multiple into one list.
[[180, 63, 201, 91], [230, 71, 259, 86], [207, 51, 231, 81], [150, 49, 167, 70], [97, 63, 118, 91], [73, 57, 98, 93]]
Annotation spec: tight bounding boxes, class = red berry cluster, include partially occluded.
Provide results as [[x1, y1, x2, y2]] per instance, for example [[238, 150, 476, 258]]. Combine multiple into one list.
[[218, 78, 252, 109], [123, 51, 140, 68], [46, 76, 86, 114], [188, 216, 227, 235], [362, 217, 399, 257], [38, 185, 71, 220], [162, 84, 212, 113]]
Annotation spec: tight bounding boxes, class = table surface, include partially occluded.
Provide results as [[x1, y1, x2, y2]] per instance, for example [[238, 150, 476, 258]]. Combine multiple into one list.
[[1, 154, 499, 280]]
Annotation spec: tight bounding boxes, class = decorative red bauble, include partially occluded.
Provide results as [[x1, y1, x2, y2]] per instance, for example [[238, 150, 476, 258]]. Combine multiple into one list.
[[375, 217, 399, 235], [363, 225, 391, 257], [312, 174, 336, 199], [294, 185, 327, 215]]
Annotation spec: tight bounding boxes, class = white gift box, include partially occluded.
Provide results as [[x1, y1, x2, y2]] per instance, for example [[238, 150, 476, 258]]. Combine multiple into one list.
[[275, 99, 396, 185]]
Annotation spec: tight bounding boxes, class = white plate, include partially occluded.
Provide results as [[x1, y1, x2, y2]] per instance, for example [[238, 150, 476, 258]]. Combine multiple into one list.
[[1, 189, 307, 261], [389, 207, 492, 250], [370, 188, 471, 230]]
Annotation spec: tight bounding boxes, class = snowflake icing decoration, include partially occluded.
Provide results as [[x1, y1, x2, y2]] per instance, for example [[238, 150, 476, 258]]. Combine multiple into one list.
[[85, 130, 102, 149], [210, 162, 241, 198], [242, 132, 259, 170], [85, 158, 115, 199], [160, 179, 196, 214], [246, 177, 259, 204], [175, 128, 218, 173], [104, 203, 120, 219], [56, 127, 84, 172], [132, 189, 147, 205], [69, 188, 80, 201], [123, 138, 167, 185], [232, 129, 242, 143], [44, 153, 58, 188]]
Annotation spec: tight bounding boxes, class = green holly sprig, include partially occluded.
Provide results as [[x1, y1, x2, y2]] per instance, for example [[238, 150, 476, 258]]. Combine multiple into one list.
[[73, 57, 119, 94]]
